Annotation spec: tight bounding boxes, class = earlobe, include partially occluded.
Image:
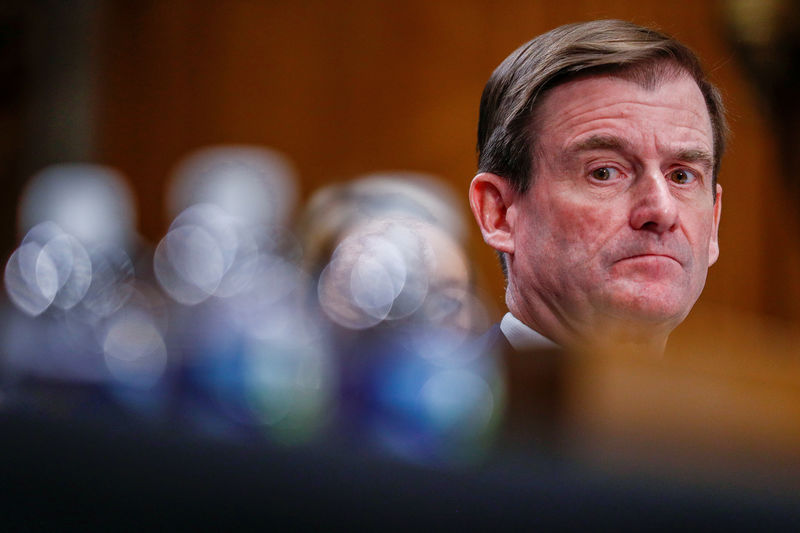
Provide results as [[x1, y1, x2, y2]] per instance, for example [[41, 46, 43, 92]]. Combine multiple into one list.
[[469, 172, 516, 254], [708, 184, 722, 265]]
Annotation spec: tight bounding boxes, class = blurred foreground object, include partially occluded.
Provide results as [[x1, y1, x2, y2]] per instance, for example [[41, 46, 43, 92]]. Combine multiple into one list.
[[156, 145, 300, 305], [301, 171, 500, 462], [300, 171, 466, 275], [2, 163, 164, 387], [301, 171, 481, 332], [16, 164, 137, 250], [563, 335, 800, 491], [167, 145, 298, 229], [156, 145, 333, 443], [6, 163, 139, 317], [316, 217, 478, 332]]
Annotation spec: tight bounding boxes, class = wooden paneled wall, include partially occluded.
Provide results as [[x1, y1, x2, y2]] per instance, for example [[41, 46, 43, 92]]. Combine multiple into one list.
[[95, 0, 800, 335]]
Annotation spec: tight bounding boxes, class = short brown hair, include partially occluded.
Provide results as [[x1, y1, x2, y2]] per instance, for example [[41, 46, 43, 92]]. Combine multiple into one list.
[[477, 19, 727, 194]]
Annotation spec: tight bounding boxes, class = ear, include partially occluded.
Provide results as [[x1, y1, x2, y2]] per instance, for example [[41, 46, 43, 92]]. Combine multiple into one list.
[[708, 183, 722, 266], [469, 172, 517, 254]]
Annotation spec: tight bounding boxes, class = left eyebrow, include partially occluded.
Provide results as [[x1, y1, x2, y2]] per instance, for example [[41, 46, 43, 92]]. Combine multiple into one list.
[[674, 148, 714, 172]]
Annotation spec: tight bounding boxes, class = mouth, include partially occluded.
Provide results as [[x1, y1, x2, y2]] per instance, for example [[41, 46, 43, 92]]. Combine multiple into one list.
[[618, 253, 681, 265]]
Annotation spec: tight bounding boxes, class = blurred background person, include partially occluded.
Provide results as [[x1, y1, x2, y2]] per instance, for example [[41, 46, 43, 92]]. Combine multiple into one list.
[[300, 172, 502, 463]]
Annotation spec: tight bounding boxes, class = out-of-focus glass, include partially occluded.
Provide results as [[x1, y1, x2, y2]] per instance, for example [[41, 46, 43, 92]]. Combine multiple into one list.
[[166, 145, 297, 230], [2, 156, 503, 466], [18, 163, 137, 250]]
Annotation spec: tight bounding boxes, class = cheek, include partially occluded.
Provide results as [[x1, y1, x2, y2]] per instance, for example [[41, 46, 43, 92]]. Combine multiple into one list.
[[685, 210, 717, 262], [545, 199, 618, 260]]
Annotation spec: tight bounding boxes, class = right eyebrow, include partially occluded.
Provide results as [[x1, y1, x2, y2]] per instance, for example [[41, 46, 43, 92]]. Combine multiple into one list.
[[570, 135, 630, 153], [560, 135, 631, 166]]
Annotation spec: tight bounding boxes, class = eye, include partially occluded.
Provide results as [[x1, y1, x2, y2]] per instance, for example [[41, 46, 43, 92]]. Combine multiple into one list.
[[668, 168, 697, 184], [590, 167, 619, 181]]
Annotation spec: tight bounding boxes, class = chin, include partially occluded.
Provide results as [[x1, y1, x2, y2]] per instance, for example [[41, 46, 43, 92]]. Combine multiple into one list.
[[602, 286, 694, 327]]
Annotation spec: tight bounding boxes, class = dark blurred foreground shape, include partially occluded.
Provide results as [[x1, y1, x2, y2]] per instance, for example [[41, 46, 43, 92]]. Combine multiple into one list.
[[2, 339, 800, 530]]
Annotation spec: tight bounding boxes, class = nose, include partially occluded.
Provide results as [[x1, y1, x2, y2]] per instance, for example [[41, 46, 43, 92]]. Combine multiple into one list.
[[629, 171, 679, 233]]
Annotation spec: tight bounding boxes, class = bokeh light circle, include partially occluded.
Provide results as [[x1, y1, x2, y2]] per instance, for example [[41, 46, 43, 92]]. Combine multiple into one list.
[[103, 312, 168, 389]]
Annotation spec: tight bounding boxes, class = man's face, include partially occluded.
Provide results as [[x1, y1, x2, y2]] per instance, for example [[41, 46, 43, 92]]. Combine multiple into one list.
[[506, 72, 721, 343]]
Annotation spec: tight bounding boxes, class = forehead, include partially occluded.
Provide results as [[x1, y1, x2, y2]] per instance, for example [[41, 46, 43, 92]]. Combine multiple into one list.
[[532, 72, 713, 154]]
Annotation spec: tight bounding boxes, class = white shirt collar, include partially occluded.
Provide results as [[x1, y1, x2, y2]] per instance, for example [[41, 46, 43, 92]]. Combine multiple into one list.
[[500, 312, 559, 351]]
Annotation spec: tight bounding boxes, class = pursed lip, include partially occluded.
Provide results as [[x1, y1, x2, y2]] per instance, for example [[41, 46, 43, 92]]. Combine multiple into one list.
[[618, 253, 682, 265]]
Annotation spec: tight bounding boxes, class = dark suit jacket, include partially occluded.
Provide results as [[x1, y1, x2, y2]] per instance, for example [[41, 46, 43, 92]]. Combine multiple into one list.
[[478, 323, 567, 449]]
